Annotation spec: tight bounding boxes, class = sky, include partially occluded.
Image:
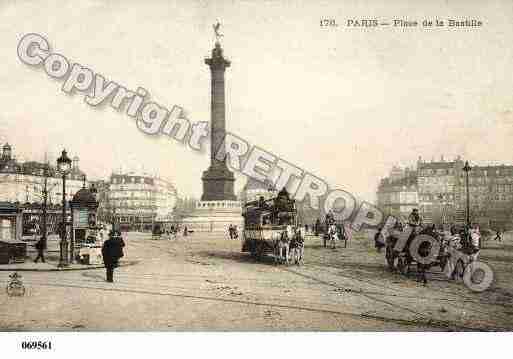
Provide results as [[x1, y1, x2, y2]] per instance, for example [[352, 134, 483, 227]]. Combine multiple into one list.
[[1, 0, 512, 202]]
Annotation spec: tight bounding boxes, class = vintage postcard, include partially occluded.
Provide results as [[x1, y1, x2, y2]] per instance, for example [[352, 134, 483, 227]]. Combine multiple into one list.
[[0, 0, 512, 356]]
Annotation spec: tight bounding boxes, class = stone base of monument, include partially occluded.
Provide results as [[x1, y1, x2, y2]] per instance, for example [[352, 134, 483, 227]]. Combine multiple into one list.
[[181, 200, 243, 233]]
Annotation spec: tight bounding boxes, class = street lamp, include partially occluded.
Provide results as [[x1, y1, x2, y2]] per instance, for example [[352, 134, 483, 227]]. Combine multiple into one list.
[[57, 149, 72, 267], [462, 161, 471, 226], [437, 193, 445, 227], [463, 161, 472, 245]]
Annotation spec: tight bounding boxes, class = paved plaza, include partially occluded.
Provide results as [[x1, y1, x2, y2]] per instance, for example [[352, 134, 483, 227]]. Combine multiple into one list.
[[0, 232, 512, 331]]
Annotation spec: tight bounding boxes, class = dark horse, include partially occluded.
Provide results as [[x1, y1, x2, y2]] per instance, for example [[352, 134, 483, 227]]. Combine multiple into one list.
[[385, 225, 443, 285]]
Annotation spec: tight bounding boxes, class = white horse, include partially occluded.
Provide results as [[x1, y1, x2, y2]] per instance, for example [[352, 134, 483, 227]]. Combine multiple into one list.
[[290, 226, 305, 265], [274, 225, 293, 265], [327, 224, 339, 249]]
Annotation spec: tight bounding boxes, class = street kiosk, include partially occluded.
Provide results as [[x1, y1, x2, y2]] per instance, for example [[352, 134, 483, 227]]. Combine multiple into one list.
[[70, 186, 100, 264]]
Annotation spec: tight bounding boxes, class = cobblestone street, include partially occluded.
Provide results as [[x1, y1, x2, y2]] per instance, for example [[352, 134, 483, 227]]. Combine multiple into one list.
[[1, 232, 512, 331]]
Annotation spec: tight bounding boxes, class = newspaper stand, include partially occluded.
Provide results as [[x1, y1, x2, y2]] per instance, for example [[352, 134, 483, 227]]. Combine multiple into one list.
[[70, 186, 99, 264]]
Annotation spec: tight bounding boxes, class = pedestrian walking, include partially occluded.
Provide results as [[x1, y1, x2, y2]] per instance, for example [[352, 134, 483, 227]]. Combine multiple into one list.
[[183, 226, 188, 237], [374, 227, 385, 253], [34, 237, 46, 263], [228, 224, 234, 239], [101, 230, 125, 283], [314, 218, 320, 236], [494, 229, 502, 242]]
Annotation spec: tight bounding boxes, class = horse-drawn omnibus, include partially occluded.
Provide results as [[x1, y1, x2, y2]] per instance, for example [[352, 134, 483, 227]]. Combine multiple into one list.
[[241, 188, 301, 262]]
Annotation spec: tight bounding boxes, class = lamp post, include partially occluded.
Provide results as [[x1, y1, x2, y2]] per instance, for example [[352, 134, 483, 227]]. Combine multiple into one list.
[[437, 193, 444, 228], [57, 149, 72, 268], [463, 161, 472, 246], [463, 161, 471, 227], [41, 164, 48, 243]]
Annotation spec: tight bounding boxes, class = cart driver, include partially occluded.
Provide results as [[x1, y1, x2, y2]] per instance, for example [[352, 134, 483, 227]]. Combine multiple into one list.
[[325, 210, 335, 226], [406, 209, 423, 242], [407, 209, 422, 229]]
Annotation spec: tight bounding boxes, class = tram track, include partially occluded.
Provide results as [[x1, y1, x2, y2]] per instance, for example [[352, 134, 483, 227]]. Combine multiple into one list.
[[305, 250, 513, 309], [90, 260, 511, 330], [25, 279, 484, 331], [9, 237, 510, 331], [278, 263, 510, 331], [111, 242, 513, 330]]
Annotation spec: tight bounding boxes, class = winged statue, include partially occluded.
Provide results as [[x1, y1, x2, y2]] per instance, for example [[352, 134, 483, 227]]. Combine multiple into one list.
[[213, 21, 224, 41]]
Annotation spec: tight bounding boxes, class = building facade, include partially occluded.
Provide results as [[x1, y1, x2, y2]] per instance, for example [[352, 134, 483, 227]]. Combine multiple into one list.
[[377, 156, 513, 229], [0, 143, 86, 204], [0, 142, 87, 239], [108, 173, 177, 231], [417, 156, 460, 224], [377, 166, 419, 220], [89, 179, 110, 224]]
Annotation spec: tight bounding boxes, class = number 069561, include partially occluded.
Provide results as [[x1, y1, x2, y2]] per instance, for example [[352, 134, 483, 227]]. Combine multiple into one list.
[[21, 341, 52, 350]]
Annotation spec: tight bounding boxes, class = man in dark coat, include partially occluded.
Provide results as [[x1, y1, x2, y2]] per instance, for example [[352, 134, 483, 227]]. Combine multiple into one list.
[[34, 237, 46, 263], [228, 224, 234, 239], [314, 219, 320, 236], [374, 227, 385, 253], [102, 230, 125, 283]]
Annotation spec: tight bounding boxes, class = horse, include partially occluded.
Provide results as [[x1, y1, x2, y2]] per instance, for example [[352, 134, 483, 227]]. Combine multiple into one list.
[[327, 224, 339, 249], [274, 225, 293, 265], [290, 227, 305, 265]]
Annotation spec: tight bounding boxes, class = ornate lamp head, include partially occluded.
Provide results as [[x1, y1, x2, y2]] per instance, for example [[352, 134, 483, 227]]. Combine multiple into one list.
[[463, 161, 471, 173], [57, 149, 72, 174]]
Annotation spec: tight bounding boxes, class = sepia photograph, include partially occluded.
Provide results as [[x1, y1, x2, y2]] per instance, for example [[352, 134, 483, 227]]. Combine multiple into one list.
[[0, 0, 512, 356]]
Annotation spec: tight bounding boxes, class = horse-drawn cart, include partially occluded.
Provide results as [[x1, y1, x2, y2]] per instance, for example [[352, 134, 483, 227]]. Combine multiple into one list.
[[385, 225, 449, 283], [384, 223, 484, 286], [241, 188, 304, 264]]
